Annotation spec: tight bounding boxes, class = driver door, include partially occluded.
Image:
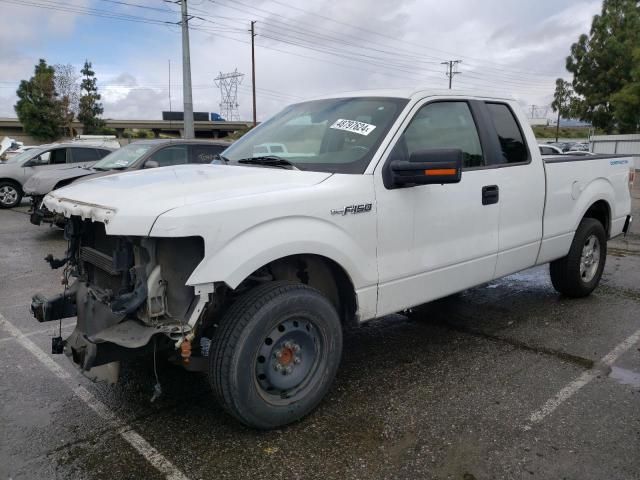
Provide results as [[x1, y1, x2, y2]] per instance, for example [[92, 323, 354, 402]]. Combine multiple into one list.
[[374, 99, 500, 316], [25, 148, 68, 178]]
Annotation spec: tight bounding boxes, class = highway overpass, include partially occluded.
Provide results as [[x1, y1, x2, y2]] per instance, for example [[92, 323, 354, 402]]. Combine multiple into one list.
[[0, 117, 254, 144]]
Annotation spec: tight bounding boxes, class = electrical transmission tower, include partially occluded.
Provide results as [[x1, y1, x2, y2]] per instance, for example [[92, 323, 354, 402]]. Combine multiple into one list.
[[441, 60, 462, 89], [215, 70, 244, 121]]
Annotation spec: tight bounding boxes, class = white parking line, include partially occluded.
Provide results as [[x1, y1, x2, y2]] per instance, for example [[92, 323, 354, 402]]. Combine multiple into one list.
[[0, 313, 190, 480], [0, 322, 75, 344], [524, 328, 640, 429]]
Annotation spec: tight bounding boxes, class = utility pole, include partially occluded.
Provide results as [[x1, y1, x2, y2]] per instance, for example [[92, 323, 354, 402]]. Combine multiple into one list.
[[168, 59, 172, 130], [180, 0, 194, 138], [250, 21, 257, 126], [168, 60, 172, 112], [441, 60, 462, 89], [530, 105, 537, 119]]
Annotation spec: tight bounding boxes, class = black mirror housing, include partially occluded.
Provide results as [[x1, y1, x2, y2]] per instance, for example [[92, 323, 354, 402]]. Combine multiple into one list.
[[389, 148, 463, 188]]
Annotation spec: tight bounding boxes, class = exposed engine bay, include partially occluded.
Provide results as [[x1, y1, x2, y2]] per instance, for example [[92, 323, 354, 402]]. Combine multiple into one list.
[[30, 216, 211, 383]]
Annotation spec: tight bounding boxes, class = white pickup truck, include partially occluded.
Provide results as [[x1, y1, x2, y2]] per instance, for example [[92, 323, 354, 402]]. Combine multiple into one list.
[[32, 89, 633, 429]]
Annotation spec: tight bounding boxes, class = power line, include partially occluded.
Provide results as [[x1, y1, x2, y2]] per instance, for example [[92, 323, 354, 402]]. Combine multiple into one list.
[[198, 0, 556, 91]]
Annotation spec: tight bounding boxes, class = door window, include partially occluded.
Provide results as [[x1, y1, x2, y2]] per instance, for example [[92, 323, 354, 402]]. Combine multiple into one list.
[[49, 148, 67, 164], [190, 144, 227, 164], [34, 151, 51, 165], [391, 101, 484, 168], [485, 103, 528, 164], [148, 145, 188, 166], [69, 148, 99, 163]]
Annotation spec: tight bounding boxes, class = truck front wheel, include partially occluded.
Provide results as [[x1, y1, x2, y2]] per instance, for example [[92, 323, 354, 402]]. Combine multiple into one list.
[[549, 218, 607, 298], [209, 281, 343, 429]]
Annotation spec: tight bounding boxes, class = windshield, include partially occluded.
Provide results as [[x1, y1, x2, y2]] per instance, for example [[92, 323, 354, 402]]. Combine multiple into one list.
[[92, 143, 154, 170], [4, 148, 44, 164], [222, 97, 409, 174]]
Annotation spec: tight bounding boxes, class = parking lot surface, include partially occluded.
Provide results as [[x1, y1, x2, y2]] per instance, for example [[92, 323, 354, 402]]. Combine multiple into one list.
[[1, 186, 639, 480]]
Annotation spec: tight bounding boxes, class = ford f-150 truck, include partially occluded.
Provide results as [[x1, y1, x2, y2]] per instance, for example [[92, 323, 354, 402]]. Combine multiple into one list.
[[31, 89, 633, 429]]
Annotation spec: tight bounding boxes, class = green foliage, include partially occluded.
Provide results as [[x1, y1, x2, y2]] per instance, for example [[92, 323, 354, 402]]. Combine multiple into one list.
[[566, 0, 640, 133], [133, 129, 153, 139], [610, 47, 640, 132], [532, 126, 592, 139], [227, 127, 253, 140], [14, 59, 64, 141], [551, 79, 575, 118], [78, 60, 105, 134]]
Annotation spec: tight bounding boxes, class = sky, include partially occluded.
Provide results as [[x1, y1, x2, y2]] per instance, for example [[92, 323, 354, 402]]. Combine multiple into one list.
[[0, 0, 603, 122]]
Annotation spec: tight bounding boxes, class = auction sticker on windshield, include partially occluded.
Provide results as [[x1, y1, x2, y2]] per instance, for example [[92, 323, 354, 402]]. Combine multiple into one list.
[[330, 119, 376, 136]]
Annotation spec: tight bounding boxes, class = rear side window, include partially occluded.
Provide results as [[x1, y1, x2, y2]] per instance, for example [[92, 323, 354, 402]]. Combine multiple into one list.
[[70, 148, 98, 163], [486, 103, 528, 164], [190, 144, 226, 164], [50, 148, 67, 164], [391, 101, 484, 168]]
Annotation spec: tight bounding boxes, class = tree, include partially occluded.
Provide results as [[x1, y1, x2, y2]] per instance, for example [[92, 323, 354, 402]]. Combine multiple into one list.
[[566, 0, 640, 133], [14, 59, 64, 141], [54, 64, 80, 137], [78, 60, 105, 134], [551, 79, 575, 142], [610, 47, 640, 132]]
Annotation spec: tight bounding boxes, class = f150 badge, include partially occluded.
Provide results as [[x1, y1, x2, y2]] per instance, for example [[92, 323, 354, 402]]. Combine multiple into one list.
[[331, 203, 372, 215]]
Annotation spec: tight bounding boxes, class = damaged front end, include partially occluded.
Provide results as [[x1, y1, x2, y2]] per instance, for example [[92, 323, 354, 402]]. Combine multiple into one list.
[[31, 217, 211, 383]]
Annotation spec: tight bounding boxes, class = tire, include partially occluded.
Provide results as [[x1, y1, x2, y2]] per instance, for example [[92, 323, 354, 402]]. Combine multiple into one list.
[[209, 281, 343, 429], [0, 181, 22, 209], [549, 218, 607, 298]]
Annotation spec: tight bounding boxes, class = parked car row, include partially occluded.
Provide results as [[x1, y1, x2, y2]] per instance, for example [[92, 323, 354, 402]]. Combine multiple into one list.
[[0, 143, 115, 208], [0, 138, 230, 210], [539, 142, 595, 157], [27, 139, 230, 225]]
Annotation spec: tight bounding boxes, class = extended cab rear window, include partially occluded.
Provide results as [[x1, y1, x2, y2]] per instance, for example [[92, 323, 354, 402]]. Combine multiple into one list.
[[485, 103, 528, 164]]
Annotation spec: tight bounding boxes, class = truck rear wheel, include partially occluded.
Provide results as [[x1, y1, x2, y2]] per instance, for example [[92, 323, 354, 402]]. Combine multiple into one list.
[[209, 281, 342, 429], [549, 218, 607, 298]]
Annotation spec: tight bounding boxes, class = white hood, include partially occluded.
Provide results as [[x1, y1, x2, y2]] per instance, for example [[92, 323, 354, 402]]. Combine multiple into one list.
[[44, 164, 332, 235]]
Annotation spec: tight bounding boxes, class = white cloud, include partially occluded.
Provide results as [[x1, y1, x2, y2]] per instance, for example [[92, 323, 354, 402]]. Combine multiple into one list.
[[0, 0, 603, 122]]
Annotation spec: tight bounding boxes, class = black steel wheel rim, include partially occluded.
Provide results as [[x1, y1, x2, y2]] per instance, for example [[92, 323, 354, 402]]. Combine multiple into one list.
[[255, 316, 322, 401]]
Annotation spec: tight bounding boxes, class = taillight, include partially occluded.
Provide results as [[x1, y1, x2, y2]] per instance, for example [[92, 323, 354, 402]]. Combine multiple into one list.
[[630, 168, 636, 192]]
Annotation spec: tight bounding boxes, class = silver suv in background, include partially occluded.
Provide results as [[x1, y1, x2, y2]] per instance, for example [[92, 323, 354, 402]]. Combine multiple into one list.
[[0, 143, 114, 208]]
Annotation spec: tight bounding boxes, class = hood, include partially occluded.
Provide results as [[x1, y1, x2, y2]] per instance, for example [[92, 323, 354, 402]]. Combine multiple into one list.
[[22, 164, 98, 195], [44, 164, 332, 235]]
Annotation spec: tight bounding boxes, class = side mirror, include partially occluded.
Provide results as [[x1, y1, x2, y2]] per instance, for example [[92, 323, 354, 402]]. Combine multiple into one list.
[[389, 148, 463, 188], [144, 159, 159, 169]]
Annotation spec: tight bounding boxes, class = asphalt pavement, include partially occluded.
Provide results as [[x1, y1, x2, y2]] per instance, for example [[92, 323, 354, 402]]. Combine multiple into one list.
[[1, 185, 639, 480]]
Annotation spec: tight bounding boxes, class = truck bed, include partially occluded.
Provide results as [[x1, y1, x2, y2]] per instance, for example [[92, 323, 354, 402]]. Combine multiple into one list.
[[537, 154, 634, 265]]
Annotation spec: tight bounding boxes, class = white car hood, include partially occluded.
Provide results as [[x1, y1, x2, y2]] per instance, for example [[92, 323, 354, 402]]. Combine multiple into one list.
[[44, 164, 332, 234]]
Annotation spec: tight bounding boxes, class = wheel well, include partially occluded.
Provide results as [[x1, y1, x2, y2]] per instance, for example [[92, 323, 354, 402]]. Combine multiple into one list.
[[54, 178, 76, 190], [0, 178, 22, 193], [238, 254, 358, 326], [583, 200, 610, 237]]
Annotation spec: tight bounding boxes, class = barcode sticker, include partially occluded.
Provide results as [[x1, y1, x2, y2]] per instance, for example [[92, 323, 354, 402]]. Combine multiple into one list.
[[330, 119, 376, 136]]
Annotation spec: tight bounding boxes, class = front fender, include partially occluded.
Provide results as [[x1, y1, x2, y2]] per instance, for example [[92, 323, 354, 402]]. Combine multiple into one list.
[[185, 215, 377, 290]]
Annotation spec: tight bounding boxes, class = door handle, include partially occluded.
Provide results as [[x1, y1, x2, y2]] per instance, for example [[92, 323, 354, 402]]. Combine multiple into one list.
[[482, 185, 499, 205]]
